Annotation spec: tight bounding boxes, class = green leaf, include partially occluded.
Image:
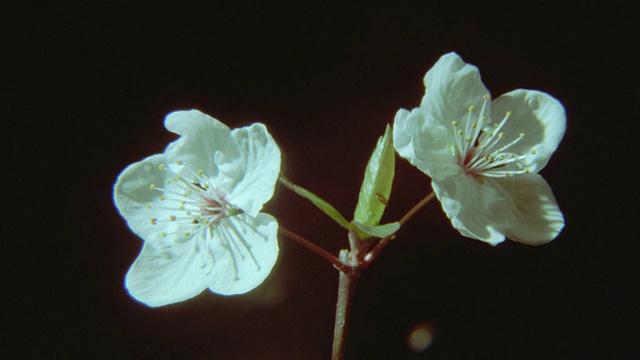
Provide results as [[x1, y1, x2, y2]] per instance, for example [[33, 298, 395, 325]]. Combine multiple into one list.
[[353, 124, 395, 227], [351, 221, 400, 239], [278, 175, 351, 230]]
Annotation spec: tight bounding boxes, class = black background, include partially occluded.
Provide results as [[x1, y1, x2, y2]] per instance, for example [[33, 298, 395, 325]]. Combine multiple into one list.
[[5, 1, 638, 359]]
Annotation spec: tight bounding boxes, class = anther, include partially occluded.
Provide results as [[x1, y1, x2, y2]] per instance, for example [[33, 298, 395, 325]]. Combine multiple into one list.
[[169, 215, 176, 221], [451, 121, 458, 127], [149, 184, 156, 190], [176, 160, 183, 165], [158, 164, 165, 170], [468, 105, 475, 112], [150, 218, 158, 225]]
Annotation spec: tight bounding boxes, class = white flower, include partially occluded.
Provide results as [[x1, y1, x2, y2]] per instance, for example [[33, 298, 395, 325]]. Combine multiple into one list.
[[394, 53, 565, 246], [114, 110, 281, 307]]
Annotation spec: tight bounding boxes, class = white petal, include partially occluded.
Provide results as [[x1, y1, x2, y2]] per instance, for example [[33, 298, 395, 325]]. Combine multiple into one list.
[[164, 110, 242, 192], [113, 154, 171, 239], [207, 213, 279, 295], [490, 174, 564, 245], [393, 107, 458, 181], [125, 233, 209, 307], [431, 175, 509, 245], [420, 52, 491, 128], [226, 124, 281, 217], [491, 90, 566, 172]]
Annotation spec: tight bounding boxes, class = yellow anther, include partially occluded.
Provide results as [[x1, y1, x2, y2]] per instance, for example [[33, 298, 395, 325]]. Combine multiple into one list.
[[506, 173, 513, 178], [184, 232, 190, 237], [480, 116, 487, 121], [524, 167, 531, 173], [451, 121, 458, 127], [159, 195, 166, 201], [158, 163, 165, 170], [169, 215, 176, 221], [519, 132, 526, 138], [161, 232, 167, 238], [197, 169, 204, 176], [203, 183, 209, 190], [483, 94, 490, 100], [531, 149, 537, 155], [506, 111, 512, 117], [471, 123, 477, 129], [202, 219, 210, 225], [468, 105, 475, 112], [150, 218, 158, 225], [149, 184, 156, 190], [457, 130, 463, 136], [176, 160, 183, 165], [498, 132, 504, 138], [186, 211, 192, 216], [145, 204, 151, 210]]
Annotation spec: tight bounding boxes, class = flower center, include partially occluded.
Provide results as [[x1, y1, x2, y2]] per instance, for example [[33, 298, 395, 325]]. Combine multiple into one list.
[[451, 96, 531, 178], [147, 160, 239, 238]]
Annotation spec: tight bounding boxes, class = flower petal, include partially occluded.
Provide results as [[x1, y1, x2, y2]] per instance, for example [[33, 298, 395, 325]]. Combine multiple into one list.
[[420, 52, 491, 129], [125, 233, 209, 307], [226, 124, 281, 217], [491, 90, 566, 173], [393, 107, 459, 181], [431, 175, 509, 245], [164, 110, 242, 193], [113, 154, 171, 239], [489, 174, 564, 245], [207, 213, 279, 295]]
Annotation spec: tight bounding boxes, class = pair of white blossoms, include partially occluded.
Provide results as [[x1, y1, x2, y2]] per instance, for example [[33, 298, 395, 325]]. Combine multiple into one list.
[[114, 53, 565, 307]]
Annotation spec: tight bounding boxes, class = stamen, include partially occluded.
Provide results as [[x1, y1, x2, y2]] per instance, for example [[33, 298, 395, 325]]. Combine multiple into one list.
[[456, 105, 531, 178]]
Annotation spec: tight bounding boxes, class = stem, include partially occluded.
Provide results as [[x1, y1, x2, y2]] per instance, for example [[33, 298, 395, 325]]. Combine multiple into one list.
[[398, 191, 436, 225], [279, 227, 344, 269], [364, 191, 435, 266], [332, 252, 360, 360]]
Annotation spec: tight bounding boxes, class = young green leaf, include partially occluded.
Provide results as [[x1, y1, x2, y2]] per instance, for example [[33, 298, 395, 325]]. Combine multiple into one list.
[[278, 175, 351, 230], [353, 125, 395, 227], [351, 221, 400, 239]]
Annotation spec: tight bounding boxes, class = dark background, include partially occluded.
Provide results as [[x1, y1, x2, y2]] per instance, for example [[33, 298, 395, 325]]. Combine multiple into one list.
[[5, 1, 638, 359]]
